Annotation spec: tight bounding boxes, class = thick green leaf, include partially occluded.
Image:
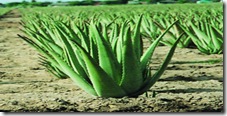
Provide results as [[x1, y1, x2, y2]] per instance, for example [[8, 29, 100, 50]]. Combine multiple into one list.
[[115, 22, 128, 64], [140, 20, 179, 71], [110, 24, 120, 52], [46, 44, 97, 96], [210, 25, 223, 51], [76, 42, 126, 97], [133, 33, 184, 96], [54, 25, 89, 81], [90, 24, 121, 83], [132, 15, 143, 59], [120, 26, 143, 94], [190, 22, 211, 46]]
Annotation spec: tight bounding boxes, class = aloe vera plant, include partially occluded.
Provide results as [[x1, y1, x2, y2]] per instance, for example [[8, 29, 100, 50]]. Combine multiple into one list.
[[153, 17, 191, 48], [181, 21, 223, 54], [19, 15, 182, 97], [141, 14, 160, 42]]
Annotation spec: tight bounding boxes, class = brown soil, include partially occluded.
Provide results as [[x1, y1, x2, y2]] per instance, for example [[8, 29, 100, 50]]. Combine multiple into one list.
[[0, 9, 223, 112]]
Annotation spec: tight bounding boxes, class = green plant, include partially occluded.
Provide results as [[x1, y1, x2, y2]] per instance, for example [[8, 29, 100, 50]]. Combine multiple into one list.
[[141, 14, 160, 43], [19, 15, 69, 79], [19, 15, 182, 97], [153, 17, 191, 48], [181, 21, 223, 54]]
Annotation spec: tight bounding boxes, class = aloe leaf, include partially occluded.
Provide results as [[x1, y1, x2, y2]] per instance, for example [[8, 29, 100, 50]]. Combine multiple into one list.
[[33, 20, 53, 42], [141, 17, 151, 36], [158, 18, 166, 28], [42, 21, 60, 42], [59, 21, 82, 44], [180, 24, 209, 53], [110, 24, 120, 51], [75, 42, 126, 97], [101, 23, 109, 42], [205, 22, 211, 39], [173, 23, 180, 37], [140, 20, 179, 71], [45, 43, 97, 96], [90, 24, 121, 83], [154, 21, 178, 45], [183, 36, 192, 48], [39, 35, 64, 56], [212, 25, 223, 37], [88, 26, 99, 63], [160, 40, 177, 47], [190, 22, 210, 46], [29, 27, 64, 55], [18, 35, 67, 78], [133, 33, 184, 96], [119, 26, 143, 94], [18, 35, 46, 55], [39, 56, 67, 79], [21, 27, 45, 47], [71, 24, 90, 52], [116, 22, 128, 64], [22, 27, 64, 56], [210, 25, 223, 50], [54, 25, 90, 81], [110, 24, 118, 43], [132, 15, 143, 59]]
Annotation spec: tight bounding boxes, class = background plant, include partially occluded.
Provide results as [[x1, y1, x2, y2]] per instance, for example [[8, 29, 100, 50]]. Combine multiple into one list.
[[153, 15, 191, 48], [181, 21, 223, 54]]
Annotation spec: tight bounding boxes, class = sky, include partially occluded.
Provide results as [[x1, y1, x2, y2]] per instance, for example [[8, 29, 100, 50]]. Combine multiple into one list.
[[0, 0, 77, 4]]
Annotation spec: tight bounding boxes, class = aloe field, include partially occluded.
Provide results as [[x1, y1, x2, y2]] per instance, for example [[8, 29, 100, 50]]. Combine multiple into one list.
[[0, 3, 223, 112]]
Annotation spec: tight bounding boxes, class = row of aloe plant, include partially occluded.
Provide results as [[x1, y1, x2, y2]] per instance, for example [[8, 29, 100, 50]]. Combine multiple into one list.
[[19, 14, 183, 97], [76, 8, 223, 54], [139, 9, 223, 54]]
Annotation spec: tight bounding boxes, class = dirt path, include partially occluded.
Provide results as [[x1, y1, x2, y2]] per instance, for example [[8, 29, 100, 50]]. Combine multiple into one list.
[[0, 9, 223, 112]]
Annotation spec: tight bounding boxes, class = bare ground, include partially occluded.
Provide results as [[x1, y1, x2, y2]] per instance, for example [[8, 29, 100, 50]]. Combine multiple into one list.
[[0, 10, 223, 112]]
